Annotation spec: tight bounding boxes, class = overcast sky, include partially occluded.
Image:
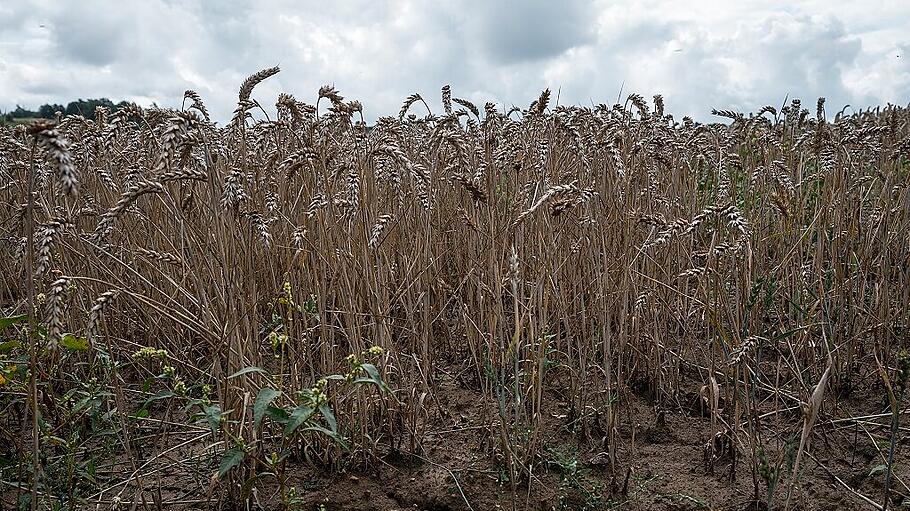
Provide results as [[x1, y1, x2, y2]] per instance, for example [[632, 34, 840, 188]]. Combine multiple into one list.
[[1, 0, 907, 123]]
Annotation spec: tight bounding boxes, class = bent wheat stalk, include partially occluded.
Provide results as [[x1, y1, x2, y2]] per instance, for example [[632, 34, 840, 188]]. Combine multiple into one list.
[[784, 357, 832, 510]]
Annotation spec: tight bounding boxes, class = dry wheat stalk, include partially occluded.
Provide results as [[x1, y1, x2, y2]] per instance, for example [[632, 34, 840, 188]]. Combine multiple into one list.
[[2, 73, 908, 511], [87, 289, 120, 337], [94, 181, 166, 239], [136, 247, 184, 266], [368, 214, 394, 248], [183, 90, 211, 121], [45, 276, 71, 339], [29, 123, 78, 196]]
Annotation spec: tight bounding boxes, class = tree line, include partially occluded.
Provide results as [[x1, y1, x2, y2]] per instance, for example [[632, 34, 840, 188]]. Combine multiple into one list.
[[2, 98, 131, 122]]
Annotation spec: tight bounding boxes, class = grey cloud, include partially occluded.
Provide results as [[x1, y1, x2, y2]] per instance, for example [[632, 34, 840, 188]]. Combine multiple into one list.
[[0, 0, 906, 123], [49, 4, 127, 66], [542, 12, 868, 120], [0, 3, 32, 33], [470, 0, 597, 64], [707, 14, 862, 113], [608, 22, 675, 52]]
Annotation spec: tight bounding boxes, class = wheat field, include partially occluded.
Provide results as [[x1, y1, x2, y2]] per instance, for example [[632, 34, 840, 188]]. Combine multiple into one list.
[[1, 67, 909, 510]]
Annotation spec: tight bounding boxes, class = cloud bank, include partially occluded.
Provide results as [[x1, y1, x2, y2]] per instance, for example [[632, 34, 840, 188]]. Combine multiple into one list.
[[0, 0, 907, 122]]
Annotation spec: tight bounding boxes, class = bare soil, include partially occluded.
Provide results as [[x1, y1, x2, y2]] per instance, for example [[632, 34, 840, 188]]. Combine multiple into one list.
[[274, 369, 904, 511], [4, 361, 903, 510]]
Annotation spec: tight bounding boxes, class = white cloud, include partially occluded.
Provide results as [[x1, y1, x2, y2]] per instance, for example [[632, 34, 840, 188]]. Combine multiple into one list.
[[0, 0, 907, 122]]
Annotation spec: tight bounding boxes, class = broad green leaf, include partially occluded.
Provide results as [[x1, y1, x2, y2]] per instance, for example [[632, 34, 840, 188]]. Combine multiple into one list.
[[318, 403, 337, 433], [0, 314, 27, 330], [71, 396, 92, 414], [357, 363, 391, 393], [59, 334, 89, 351], [283, 405, 314, 436], [265, 405, 289, 424], [203, 404, 222, 432], [253, 388, 281, 427], [227, 366, 269, 379], [218, 446, 245, 478], [182, 398, 202, 414], [303, 425, 348, 450], [142, 390, 175, 409]]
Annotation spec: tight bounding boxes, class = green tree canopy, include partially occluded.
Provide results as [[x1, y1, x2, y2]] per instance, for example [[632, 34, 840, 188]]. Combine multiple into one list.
[[3, 98, 123, 121]]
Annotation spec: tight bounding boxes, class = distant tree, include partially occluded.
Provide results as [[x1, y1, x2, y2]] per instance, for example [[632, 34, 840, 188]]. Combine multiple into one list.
[[38, 103, 65, 118], [65, 99, 88, 117], [64, 98, 116, 119], [64, 100, 82, 117], [10, 105, 38, 118], [7, 98, 125, 122]]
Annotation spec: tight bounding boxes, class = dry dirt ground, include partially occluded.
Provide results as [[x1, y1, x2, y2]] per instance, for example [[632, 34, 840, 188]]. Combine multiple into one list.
[[4, 363, 903, 510], [281, 371, 905, 511], [135, 371, 904, 510]]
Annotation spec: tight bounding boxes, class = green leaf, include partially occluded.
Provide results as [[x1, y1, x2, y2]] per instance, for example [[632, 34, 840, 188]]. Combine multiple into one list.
[[253, 388, 281, 427], [142, 390, 175, 409], [319, 403, 337, 433], [227, 366, 269, 379], [265, 405, 289, 424], [356, 363, 391, 392], [0, 314, 27, 330], [303, 425, 348, 450], [0, 340, 21, 353], [218, 446, 245, 478], [59, 333, 89, 351], [771, 326, 809, 342], [283, 405, 314, 436], [203, 404, 222, 433]]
